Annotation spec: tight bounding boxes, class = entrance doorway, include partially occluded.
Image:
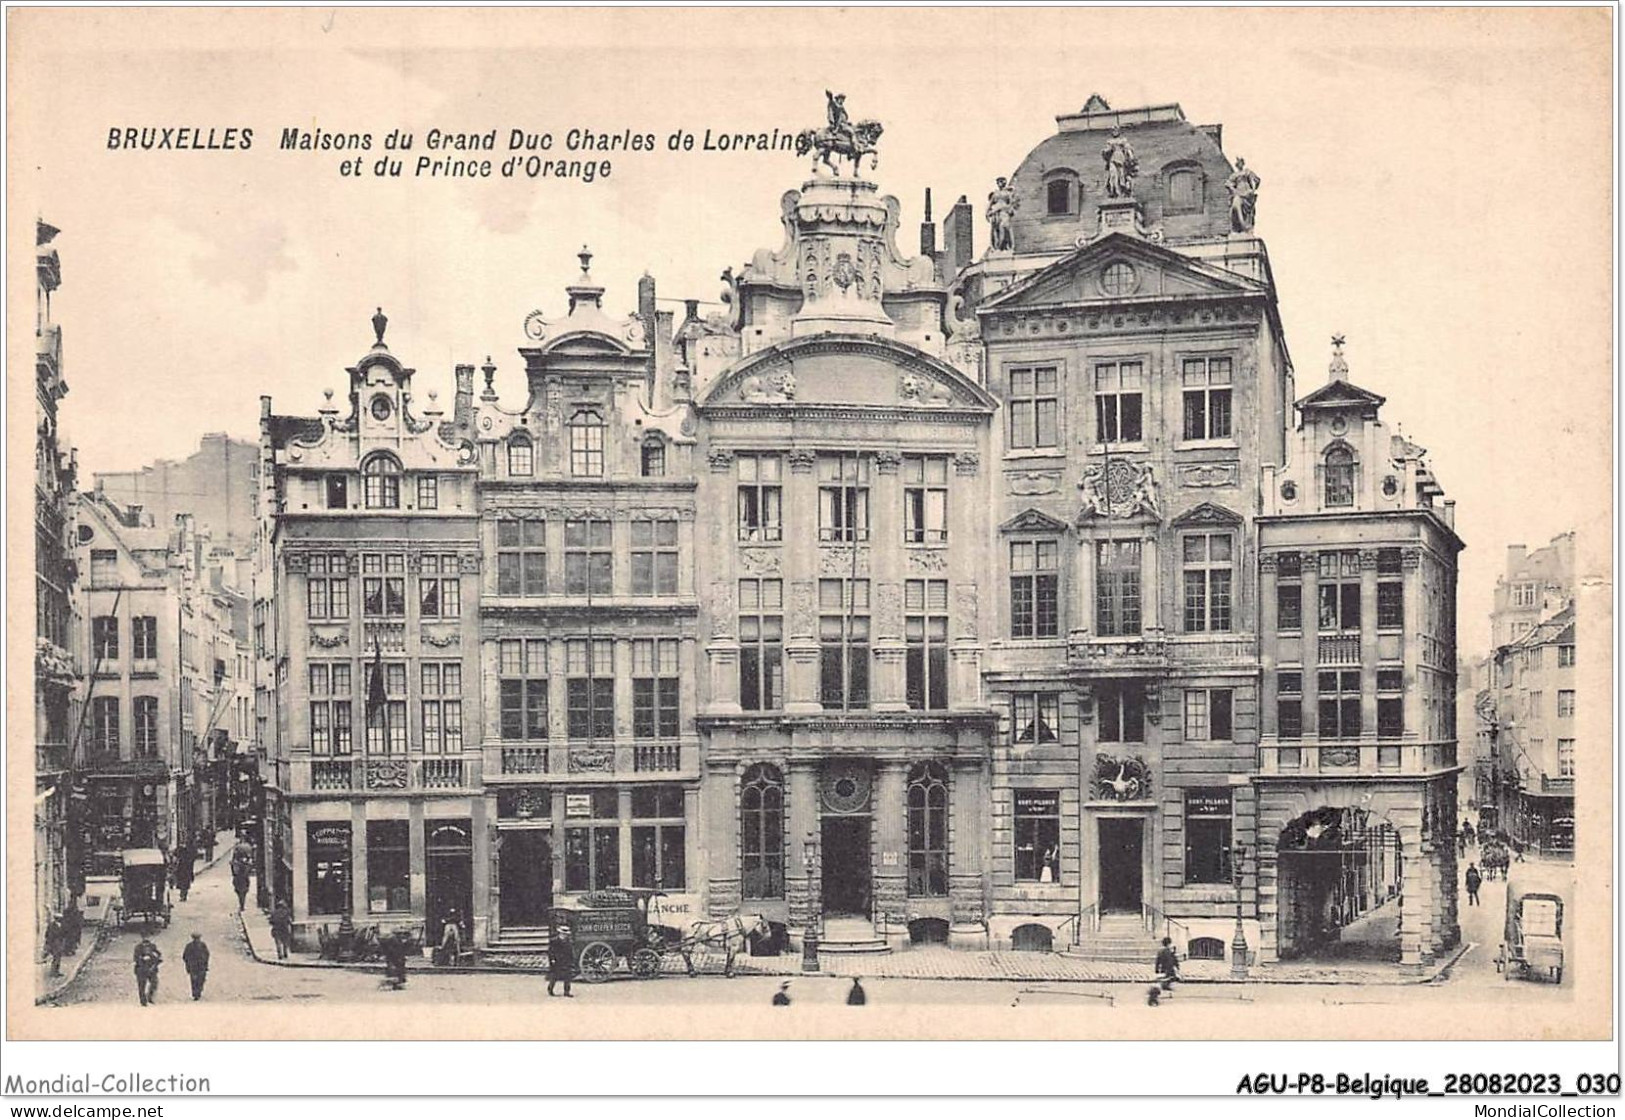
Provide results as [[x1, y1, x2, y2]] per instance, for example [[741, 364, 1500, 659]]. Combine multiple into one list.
[[821, 816, 871, 916], [425, 820, 474, 947], [1276, 806, 1403, 962], [1098, 818, 1144, 913], [498, 830, 553, 927]]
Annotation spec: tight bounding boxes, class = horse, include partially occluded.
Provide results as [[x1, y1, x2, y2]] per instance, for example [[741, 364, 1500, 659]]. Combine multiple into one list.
[[679, 913, 771, 978], [794, 120, 884, 177]]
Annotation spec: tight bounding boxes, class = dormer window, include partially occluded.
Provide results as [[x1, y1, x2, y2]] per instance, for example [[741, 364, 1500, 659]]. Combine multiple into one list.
[[641, 437, 666, 478], [508, 435, 534, 478], [570, 410, 605, 477], [362, 454, 401, 509], [1165, 166, 1203, 214], [1045, 175, 1076, 217], [1324, 444, 1355, 508]]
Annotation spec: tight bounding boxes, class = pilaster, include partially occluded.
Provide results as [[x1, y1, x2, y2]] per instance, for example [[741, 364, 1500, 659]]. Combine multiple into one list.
[[786, 762, 819, 934], [1359, 549, 1380, 732], [874, 761, 909, 948]]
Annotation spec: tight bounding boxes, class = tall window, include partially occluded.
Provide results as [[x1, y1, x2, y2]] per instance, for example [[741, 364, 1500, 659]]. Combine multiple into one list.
[[497, 518, 546, 597], [1184, 789, 1233, 884], [363, 455, 401, 509], [1318, 551, 1361, 631], [819, 579, 870, 710], [1277, 671, 1303, 738], [421, 661, 463, 753], [1184, 688, 1234, 741], [326, 475, 349, 510], [566, 638, 615, 740], [365, 661, 408, 754], [362, 553, 407, 617], [92, 615, 119, 660], [568, 410, 605, 477], [307, 553, 351, 620], [902, 455, 949, 544], [631, 519, 679, 596], [1324, 445, 1355, 507], [632, 786, 686, 890], [741, 764, 784, 899], [1317, 670, 1361, 738], [737, 454, 783, 542], [564, 788, 619, 892], [1097, 682, 1146, 743], [132, 616, 158, 660], [1166, 168, 1202, 213], [1010, 540, 1060, 639], [1181, 356, 1233, 441], [1095, 540, 1142, 637], [1376, 548, 1404, 628], [1512, 583, 1537, 608], [905, 578, 949, 710], [1182, 532, 1234, 633], [91, 696, 120, 756], [1094, 361, 1144, 444], [907, 763, 949, 897], [1012, 691, 1061, 745], [1558, 738, 1575, 777], [1558, 644, 1576, 667], [507, 436, 534, 477], [1009, 366, 1059, 450], [419, 554, 461, 619], [367, 821, 411, 913], [89, 549, 118, 587], [1557, 690, 1576, 718], [1377, 667, 1403, 739], [739, 579, 784, 711], [818, 454, 870, 542], [307, 823, 351, 916], [640, 439, 666, 478], [1045, 177, 1073, 216], [416, 476, 438, 510], [309, 662, 353, 755], [1014, 790, 1061, 883], [133, 696, 159, 758], [564, 519, 612, 596], [499, 639, 549, 741], [1276, 552, 1302, 631], [633, 639, 680, 738]]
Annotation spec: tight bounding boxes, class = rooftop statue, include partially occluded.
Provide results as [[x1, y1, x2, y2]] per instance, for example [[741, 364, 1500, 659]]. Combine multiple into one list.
[[987, 176, 1018, 252], [795, 90, 883, 177], [1100, 127, 1138, 199], [1226, 158, 1261, 233]]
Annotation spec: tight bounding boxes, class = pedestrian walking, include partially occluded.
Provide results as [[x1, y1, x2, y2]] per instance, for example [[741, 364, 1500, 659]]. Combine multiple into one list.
[[198, 828, 216, 865], [845, 976, 867, 1005], [771, 981, 792, 1006], [380, 930, 410, 989], [43, 915, 65, 977], [1465, 863, 1483, 907], [182, 933, 210, 1000], [435, 909, 464, 966], [269, 899, 294, 960], [133, 936, 162, 1006], [173, 842, 195, 902], [1155, 936, 1180, 993], [231, 862, 251, 912], [546, 924, 575, 997]]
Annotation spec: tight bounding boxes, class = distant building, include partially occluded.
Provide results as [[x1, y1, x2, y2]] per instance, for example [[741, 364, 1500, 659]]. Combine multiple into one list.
[[1485, 605, 1576, 853], [1488, 535, 1574, 649], [96, 432, 259, 555]]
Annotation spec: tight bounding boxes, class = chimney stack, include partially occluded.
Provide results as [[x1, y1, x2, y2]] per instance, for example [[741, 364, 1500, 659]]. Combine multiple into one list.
[[919, 187, 937, 258], [944, 195, 974, 280], [454, 364, 475, 428]]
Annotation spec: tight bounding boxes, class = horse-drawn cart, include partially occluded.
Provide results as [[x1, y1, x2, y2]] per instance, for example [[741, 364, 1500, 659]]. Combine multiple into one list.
[[111, 848, 172, 929], [1496, 863, 1570, 984], [550, 889, 675, 983]]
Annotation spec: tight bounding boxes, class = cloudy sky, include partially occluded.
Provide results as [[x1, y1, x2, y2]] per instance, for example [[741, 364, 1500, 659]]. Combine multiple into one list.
[[11, 7, 1611, 656]]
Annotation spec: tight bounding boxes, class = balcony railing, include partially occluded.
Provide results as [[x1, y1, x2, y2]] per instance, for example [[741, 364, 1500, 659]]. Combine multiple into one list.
[[311, 759, 352, 791], [1317, 634, 1361, 665], [1068, 629, 1167, 673], [633, 742, 681, 772], [500, 746, 550, 775], [1166, 635, 1259, 668], [420, 757, 464, 789], [1541, 775, 1574, 796], [1259, 739, 1458, 777], [289, 754, 483, 794], [363, 622, 407, 654]]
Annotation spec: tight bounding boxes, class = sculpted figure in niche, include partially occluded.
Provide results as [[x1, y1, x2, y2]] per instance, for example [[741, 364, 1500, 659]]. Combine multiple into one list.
[[1100, 128, 1138, 199], [739, 370, 796, 404], [1226, 158, 1261, 233], [987, 177, 1018, 252]]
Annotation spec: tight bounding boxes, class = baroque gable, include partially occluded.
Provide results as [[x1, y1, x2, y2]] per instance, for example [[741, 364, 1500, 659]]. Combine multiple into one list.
[[1000, 507, 1070, 534], [1169, 500, 1245, 528], [978, 232, 1263, 314], [698, 335, 995, 413]]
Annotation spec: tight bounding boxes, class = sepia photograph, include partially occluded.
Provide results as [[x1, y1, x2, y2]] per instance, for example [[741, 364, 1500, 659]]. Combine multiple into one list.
[[3, 3, 1616, 1101]]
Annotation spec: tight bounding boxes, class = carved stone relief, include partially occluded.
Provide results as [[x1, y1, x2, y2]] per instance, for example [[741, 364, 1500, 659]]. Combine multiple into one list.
[[1178, 463, 1239, 489], [709, 580, 736, 638], [707, 448, 735, 473], [1007, 470, 1062, 496], [953, 451, 981, 476], [954, 583, 978, 639], [738, 548, 783, 576], [899, 372, 954, 407], [788, 580, 817, 639], [873, 582, 903, 638], [819, 547, 871, 576], [905, 550, 948, 573]]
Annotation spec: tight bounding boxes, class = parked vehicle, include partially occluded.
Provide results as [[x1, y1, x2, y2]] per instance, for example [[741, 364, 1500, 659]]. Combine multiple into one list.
[[112, 849, 172, 929], [549, 889, 676, 983], [1496, 862, 1570, 984]]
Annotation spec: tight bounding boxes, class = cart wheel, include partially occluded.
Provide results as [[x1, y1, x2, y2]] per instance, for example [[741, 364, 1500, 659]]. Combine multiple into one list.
[[578, 941, 616, 983], [631, 947, 662, 979]]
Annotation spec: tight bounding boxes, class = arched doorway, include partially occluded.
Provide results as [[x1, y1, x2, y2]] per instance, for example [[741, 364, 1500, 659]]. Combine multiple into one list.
[[1276, 806, 1403, 962]]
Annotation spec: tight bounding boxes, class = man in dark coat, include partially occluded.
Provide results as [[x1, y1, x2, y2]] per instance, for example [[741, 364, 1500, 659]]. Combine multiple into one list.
[[133, 936, 162, 1005], [182, 933, 210, 1000], [1155, 936, 1180, 992], [1465, 863, 1483, 906], [269, 899, 294, 960], [231, 861, 251, 912], [379, 930, 409, 989], [846, 976, 867, 1005], [771, 981, 792, 1006], [44, 915, 65, 977], [173, 842, 195, 902], [546, 924, 574, 997], [198, 828, 216, 864]]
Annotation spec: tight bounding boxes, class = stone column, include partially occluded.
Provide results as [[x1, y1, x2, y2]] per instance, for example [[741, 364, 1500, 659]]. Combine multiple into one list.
[[1359, 549, 1380, 734], [871, 641, 908, 712], [873, 761, 909, 948], [1075, 534, 1096, 637], [703, 448, 741, 715], [1259, 553, 1280, 739], [948, 759, 988, 949], [1302, 555, 1321, 752], [1397, 825, 1426, 966], [349, 801, 368, 918], [617, 787, 634, 889], [408, 800, 427, 922], [784, 449, 819, 715], [703, 765, 741, 917], [471, 795, 491, 946], [785, 761, 820, 938], [1402, 548, 1424, 742], [1141, 530, 1161, 635], [1256, 842, 1279, 963]]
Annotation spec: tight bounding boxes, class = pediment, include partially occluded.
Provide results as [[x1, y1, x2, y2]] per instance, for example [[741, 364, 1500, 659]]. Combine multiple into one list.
[[1297, 378, 1386, 410], [1000, 507, 1070, 534], [980, 233, 1261, 313], [1169, 501, 1245, 528], [700, 335, 995, 411]]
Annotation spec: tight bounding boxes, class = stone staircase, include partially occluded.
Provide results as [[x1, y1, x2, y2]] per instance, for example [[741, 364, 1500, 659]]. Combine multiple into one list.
[[487, 925, 550, 954], [817, 915, 891, 955], [1060, 913, 1163, 964]]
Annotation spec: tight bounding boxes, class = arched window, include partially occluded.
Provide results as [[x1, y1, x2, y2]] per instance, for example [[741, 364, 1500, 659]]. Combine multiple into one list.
[[508, 435, 533, 477], [741, 763, 784, 900], [569, 410, 605, 477], [1324, 444, 1355, 508], [1166, 167, 1203, 214], [1188, 936, 1226, 960], [1046, 177, 1073, 216], [907, 762, 949, 897], [362, 454, 401, 509], [641, 437, 666, 478]]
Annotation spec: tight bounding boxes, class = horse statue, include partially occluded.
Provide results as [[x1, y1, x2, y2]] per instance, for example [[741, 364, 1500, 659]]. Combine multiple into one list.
[[794, 119, 884, 177], [678, 912, 772, 978]]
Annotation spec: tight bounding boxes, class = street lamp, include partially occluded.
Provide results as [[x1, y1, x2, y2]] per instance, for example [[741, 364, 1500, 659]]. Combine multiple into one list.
[[1230, 843, 1250, 979], [801, 830, 822, 972]]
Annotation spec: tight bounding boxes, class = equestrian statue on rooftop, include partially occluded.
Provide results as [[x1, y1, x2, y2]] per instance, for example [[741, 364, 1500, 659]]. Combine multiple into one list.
[[796, 90, 883, 177]]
